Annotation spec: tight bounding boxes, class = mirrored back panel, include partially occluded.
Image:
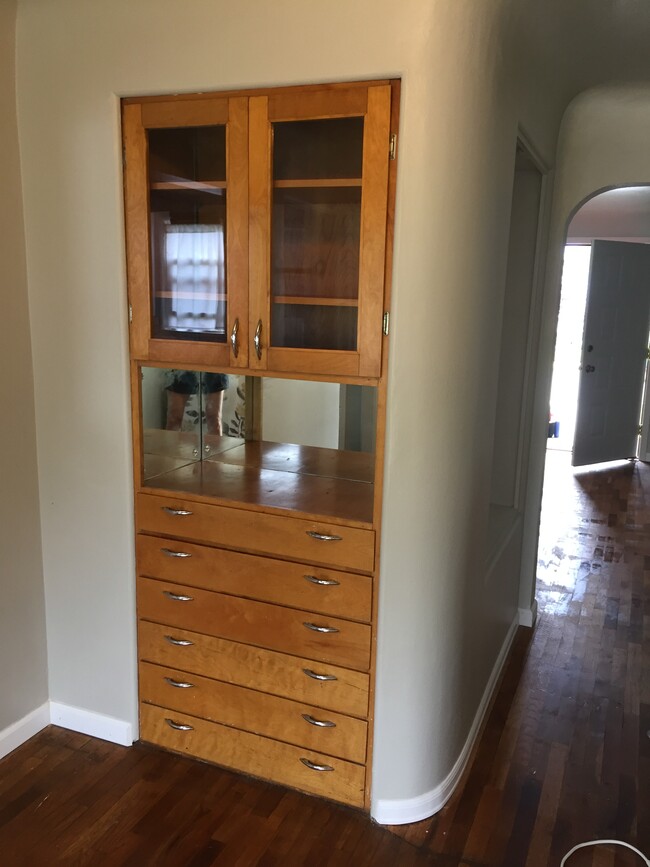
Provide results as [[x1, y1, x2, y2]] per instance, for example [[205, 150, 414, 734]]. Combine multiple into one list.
[[140, 368, 377, 505]]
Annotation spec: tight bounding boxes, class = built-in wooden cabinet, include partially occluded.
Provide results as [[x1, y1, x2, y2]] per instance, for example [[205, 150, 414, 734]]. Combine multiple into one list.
[[122, 80, 399, 811]]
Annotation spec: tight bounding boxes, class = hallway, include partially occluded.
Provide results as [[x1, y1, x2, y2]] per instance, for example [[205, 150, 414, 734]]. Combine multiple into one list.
[[0, 452, 647, 865], [388, 450, 649, 864]]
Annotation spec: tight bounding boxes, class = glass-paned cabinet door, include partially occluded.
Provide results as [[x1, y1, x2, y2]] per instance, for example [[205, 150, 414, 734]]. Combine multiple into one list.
[[249, 85, 393, 378], [122, 98, 248, 368]]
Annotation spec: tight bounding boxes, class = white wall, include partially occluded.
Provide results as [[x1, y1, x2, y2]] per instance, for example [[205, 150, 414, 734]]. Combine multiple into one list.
[[14, 0, 567, 817], [0, 0, 48, 736], [521, 83, 650, 616]]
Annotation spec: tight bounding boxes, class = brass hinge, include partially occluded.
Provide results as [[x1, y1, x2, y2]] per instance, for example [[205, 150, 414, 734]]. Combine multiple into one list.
[[128, 303, 133, 324], [389, 133, 397, 161], [383, 311, 390, 336], [638, 424, 643, 436], [646, 347, 650, 360]]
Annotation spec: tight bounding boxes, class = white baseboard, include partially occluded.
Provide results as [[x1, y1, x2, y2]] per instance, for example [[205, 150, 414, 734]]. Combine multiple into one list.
[[371, 612, 520, 825], [0, 701, 135, 760], [518, 598, 538, 628], [0, 703, 51, 761], [49, 702, 134, 746]]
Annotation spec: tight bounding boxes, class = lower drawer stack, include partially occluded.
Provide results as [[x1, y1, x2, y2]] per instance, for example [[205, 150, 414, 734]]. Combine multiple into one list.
[[136, 492, 375, 808]]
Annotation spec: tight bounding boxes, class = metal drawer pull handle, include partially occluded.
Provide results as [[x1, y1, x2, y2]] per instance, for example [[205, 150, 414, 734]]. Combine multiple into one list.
[[161, 548, 192, 559], [300, 758, 334, 772], [302, 714, 336, 728], [303, 668, 337, 682], [163, 590, 194, 602], [164, 635, 194, 647], [307, 531, 343, 542], [165, 718, 194, 732], [303, 622, 339, 634], [304, 574, 340, 587], [162, 506, 193, 516], [164, 677, 195, 689]]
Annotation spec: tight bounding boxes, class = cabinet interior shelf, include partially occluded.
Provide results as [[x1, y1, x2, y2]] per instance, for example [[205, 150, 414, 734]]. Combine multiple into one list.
[[273, 178, 362, 189], [155, 291, 228, 301], [273, 296, 358, 307], [150, 180, 226, 193], [143, 434, 375, 526]]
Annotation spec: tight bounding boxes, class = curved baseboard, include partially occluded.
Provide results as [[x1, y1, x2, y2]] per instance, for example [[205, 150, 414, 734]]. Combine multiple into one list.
[[371, 612, 520, 825]]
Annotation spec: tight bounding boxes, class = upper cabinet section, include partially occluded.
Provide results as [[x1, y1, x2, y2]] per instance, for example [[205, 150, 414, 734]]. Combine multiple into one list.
[[122, 82, 397, 379]]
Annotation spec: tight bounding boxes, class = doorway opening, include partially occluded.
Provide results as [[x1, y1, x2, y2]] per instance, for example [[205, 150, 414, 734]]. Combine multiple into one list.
[[537, 186, 650, 612]]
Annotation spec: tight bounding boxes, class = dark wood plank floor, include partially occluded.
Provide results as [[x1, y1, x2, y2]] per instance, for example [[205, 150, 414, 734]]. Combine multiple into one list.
[[0, 450, 648, 865]]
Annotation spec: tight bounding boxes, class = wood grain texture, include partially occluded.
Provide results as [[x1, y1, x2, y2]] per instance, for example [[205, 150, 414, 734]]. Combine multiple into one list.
[[137, 576, 371, 670], [386, 451, 650, 865], [138, 619, 370, 717], [357, 85, 391, 378], [0, 727, 439, 866], [136, 534, 373, 621], [139, 661, 368, 763], [140, 704, 366, 808], [136, 492, 375, 570], [142, 98, 229, 127]]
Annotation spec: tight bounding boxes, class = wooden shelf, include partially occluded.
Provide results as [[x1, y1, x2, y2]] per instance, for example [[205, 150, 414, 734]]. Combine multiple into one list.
[[150, 180, 226, 193], [272, 296, 358, 307], [155, 291, 228, 301], [142, 437, 375, 526], [274, 178, 362, 188]]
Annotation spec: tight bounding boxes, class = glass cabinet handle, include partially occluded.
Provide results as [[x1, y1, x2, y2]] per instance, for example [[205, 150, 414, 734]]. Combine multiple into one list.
[[230, 317, 239, 358], [254, 319, 262, 360]]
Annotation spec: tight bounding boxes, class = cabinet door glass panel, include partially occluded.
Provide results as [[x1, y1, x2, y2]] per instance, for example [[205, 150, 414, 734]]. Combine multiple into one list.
[[148, 126, 227, 343], [271, 118, 364, 351]]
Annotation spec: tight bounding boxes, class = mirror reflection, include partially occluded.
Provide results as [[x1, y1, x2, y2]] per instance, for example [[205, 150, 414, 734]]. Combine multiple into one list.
[[141, 367, 376, 485]]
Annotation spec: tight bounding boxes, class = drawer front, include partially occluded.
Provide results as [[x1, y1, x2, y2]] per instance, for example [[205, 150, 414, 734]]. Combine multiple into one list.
[[137, 534, 372, 622], [136, 493, 375, 573], [138, 577, 371, 670], [140, 703, 365, 808], [138, 620, 369, 717], [139, 661, 367, 763]]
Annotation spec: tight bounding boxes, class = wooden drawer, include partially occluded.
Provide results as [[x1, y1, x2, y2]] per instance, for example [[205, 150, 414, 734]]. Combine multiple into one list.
[[138, 621, 369, 717], [136, 534, 372, 622], [136, 492, 375, 573], [138, 577, 371, 670], [139, 661, 367, 763], [140, 703, 365, 808]]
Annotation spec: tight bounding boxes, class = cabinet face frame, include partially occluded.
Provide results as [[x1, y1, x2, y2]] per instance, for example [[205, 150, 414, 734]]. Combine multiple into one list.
[[122, 97, 250, 369]]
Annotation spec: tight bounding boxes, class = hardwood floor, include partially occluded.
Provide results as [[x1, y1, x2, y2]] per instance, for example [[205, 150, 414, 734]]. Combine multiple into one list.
[[0, 450, 648, 865]]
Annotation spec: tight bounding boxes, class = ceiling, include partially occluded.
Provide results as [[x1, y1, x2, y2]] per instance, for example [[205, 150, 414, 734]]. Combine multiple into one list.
[[567, 186, 650, 240]]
